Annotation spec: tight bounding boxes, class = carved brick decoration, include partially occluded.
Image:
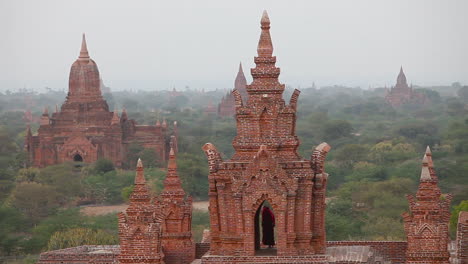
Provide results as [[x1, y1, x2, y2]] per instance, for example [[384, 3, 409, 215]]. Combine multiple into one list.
[[25, 34, 173, 168], [402, 147, 452, 264], [385, 67, 428, 107], [118, 159, 165, 264], [158, 146, 195, 264], [202, 11, 330, 263], [218, 63, 249, 117]]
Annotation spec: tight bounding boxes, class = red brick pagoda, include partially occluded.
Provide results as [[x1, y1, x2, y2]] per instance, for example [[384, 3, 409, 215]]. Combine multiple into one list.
[[118, 153, 194, 264], [118, 158, 165, 264], [402, 146, 452, 264], [25, 34, 172, 168], [385, 67, 428, 107], [202, 11, 330, 263], [218, 63, 249, 117], [158, 146, 195, 264]]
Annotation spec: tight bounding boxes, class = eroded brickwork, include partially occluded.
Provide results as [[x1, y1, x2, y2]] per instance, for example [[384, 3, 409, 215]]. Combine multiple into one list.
[[118, 151, 194, 264], [455, 211, 468, 264], [158, 147, 195, 264], [385, 67, 428, 107], [402, 147, 452, 264], [118, 159, 165, 264], [202, 11, 329, 262], [25, 34, 172, 168]]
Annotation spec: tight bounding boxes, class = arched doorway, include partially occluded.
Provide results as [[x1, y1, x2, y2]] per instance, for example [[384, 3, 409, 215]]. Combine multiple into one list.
[[254, 201, 277, 256], [73, 154, 83, 162]]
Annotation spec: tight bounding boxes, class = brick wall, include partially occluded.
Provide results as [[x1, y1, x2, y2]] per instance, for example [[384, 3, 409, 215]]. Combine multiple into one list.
[[327, 241, 407, 264]]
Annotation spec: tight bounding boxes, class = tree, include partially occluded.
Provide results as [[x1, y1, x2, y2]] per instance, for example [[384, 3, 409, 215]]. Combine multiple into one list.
[[322, 120, 353, 141], [10, 182, 61, 225], [94, 159, 115, 174], [47, 228, 118, 250], [457, 86, 468, 102], [334, 144, 368, 168], [449, 200, 468, 236]]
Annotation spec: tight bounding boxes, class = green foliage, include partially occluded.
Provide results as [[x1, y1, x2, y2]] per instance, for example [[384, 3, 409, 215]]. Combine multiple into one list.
[[0, 206, 26, 255], [47, 227, 118, 250], [93, 159, 115, 174], [192, 209, 210, 242], [322, 120, 353, 141], [9, 182, 61, 225], [450, 200, 468, 236], [83, 170, 134, 204], [121, 185, 134, 202]]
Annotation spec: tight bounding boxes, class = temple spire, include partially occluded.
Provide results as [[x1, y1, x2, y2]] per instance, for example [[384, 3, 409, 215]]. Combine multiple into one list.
[[257, 10, 273, 57], [397, 66, 407, 86], [111, 109, 120, 125], [161, 145, 185, 199], [135, 158, 146, 185], [79, 33, 90, 60], [420, 154, 431, 181]]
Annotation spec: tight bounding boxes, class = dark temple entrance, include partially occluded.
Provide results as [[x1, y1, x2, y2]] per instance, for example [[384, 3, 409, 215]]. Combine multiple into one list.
[[254, 201, 276, 256], [73, 154, 83, 162]]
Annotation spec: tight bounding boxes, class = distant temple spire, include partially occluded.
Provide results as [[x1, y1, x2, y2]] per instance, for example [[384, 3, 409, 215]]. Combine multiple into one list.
[[79, 33, 90, 60], [396, 66, 407, 87]]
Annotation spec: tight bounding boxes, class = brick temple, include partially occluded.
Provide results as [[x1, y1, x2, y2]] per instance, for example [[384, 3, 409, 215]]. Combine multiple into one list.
[[25, 35, 173, 168], [35, 11, 467, 264], [385, 67, 428, 107], [217, 63, 248, 117], [402, 147, 452, 264], [118, 149, 194, 264], [202, 11, 330, 263]]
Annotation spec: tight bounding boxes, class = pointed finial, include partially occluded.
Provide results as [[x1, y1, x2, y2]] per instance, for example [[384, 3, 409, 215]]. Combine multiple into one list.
[[156, 119, 161, 127], [238, 62, 243, 73], [167, 144, 177, 170], [162, 118, 167, 128], [425, 146, 432, 156], [261, 10, 270, 27], [79, 33, 90, 59], [43, 107, 49, 115], [257, 10, 273, 57], [134, 158, 146, 185], [420, 154, 431, 180]]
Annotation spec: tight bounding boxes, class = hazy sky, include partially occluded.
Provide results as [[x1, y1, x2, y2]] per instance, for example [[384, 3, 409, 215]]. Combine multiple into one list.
[[1, 0, 467, 92]]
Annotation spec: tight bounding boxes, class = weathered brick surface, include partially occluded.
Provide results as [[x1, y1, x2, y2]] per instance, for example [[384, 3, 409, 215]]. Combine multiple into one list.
[[327, 241, 407, 264], [202, 11, 331, 262], [37, 245, 119, 264], [455, 211, 468, 264], [384, 67, 428, 107], [402, 147, 452, 264], [118, 159, 165, 264], [25, 34, 172, 168], [200, 254, 329, 264], [159, 147, 195, 264], [218, 63, 248, 117]]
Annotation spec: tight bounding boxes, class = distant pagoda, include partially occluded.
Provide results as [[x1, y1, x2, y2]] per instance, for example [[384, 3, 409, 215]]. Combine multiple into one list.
[[385, 67, 428, 107], [25, 34, 174, 168]]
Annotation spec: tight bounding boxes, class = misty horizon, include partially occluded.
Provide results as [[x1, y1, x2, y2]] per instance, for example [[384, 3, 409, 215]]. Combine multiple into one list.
[[2, 0, 467, 92]]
